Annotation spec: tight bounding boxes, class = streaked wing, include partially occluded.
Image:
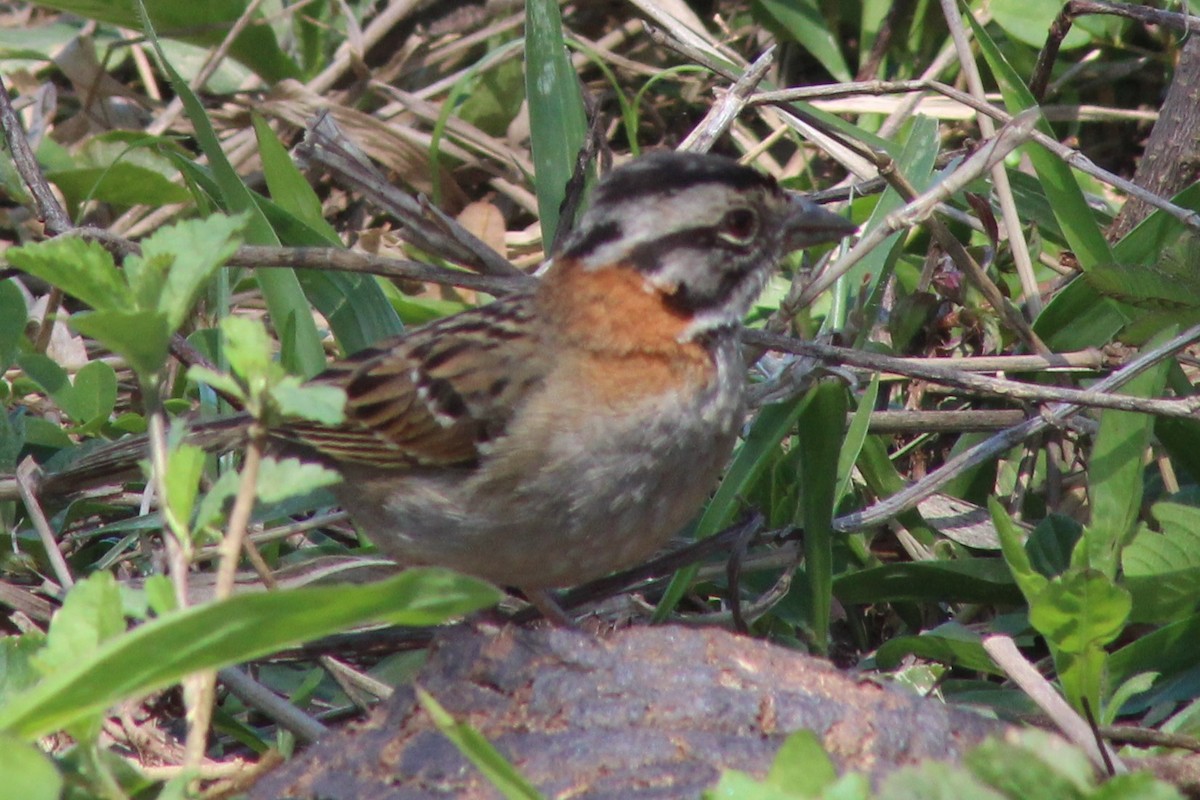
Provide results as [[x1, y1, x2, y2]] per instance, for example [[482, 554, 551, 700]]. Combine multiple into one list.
[[286, 292, 545, 469]]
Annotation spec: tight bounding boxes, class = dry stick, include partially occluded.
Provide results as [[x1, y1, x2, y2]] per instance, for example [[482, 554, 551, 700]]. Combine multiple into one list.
[[748, 331, 1200, 418], [752, 81, 1200, 232], [16, 459, 75, 591], [298, 114, 524, 278], [786, 110, 1049, 354], [0, 74, 72, 233], [983, 635, 1125, 774], [679, 46, 776, 153], [831, 322, 1200, 532], [1030, 0, 1200, 102], [937, 0, 1041, 314]]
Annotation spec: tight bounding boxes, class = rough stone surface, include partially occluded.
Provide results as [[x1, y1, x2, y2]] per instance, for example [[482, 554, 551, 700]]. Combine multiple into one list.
[[250, 624, 1009, 799]]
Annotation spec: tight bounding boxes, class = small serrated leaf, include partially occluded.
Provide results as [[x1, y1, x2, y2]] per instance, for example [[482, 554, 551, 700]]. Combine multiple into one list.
[[255, 456, 341, 504], [6, 238, 129, 312]]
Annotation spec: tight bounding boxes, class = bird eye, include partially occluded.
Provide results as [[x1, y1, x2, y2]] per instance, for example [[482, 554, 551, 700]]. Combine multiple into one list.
[[718, 208, 759, 245]]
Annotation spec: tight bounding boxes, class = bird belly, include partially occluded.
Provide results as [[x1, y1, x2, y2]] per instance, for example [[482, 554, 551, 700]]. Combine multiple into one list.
[[333, 356, 743, 589]]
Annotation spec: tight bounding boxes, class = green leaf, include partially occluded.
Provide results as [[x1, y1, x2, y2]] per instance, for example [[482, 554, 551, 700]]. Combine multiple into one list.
[[133, 212, 245, 330], [70, 310, 171, 378], [32, 572, 125, 679], [37, 0, 299, 82], [142, 18, 325, 378], [254, 457, 341, 504], [186, 366, 246, 404], [833, 559, 1021, 606], [0, 734, 62, 800], [252, 114, 339, 244], [880, 760, 1007, 800], [1025, 515, 1082, 579], [164, 443, 205, 532], [969, 13, 1114, 271], [1109, 612, 1200, 691], [1090, 771, 1186, 800], [964, 731, 1093, 799], [990, 0, 1093, 49], [524, 0, 588, 246], [1123, 503, 1200, 622], [0, 636, 45, 705], [0, 570, 500, 740], [417, 689, 543, 800], [1077, 326, 1173, 574], [47, 161, 191, 208], [795, 381, 848, 652], [0, 279, 26, 371], [990, 496, 1047, 601], [65, 360, 117, 425], [220, 315, 273, 384], [875, 623, 1002, 674], [271, 380, 346, 426], [767, 730, 838, 793], [753, 0, 852, 82], [6, 237, 129, 312], [1029, 570, 1130, 654]]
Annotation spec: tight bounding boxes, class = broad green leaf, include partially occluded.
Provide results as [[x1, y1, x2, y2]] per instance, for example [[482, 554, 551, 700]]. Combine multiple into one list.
[[874, 623, 1002, 674], [1034, 278, 1128, 351], [164, 442, 205, 532], [255, 457, 341, 504], [1025, 515, 1082, 579], [142, 18, 325, 378], [417, 689, 542, 800], [964, 732, 1093, 799], [880, 760, 1007, 800], [753, 0, 852, 82], [1123, 503, 1200, 622], [0, 569, 500, 740], [795, 381, 847, 652], [38, 0, 299, 82], [65, 360, 117, 425], [0, 734, 62, 800], [833, 558, 1021, 605], [525, 0, 588, 246], [71, 310, 171, 377], [767, 730, 838, 793], [990, 0, 1092, 49], [32, 572, 124, 678], [0, 279, 25, 371], [1077, 327, 1172, 574], [252, 113, 339, 244], [1029, 570, 1130, 654], [220, 315, 273, 383], [459, 57, 526, 138], [6, 237, 128, 312], [990, 496, 1047, 600], [271, 381, 346, 426], [186, 366, 246, 404], [1109, 613, 1200, 691], [0, 636, 44, 705], [134, 213, 245, 331], [47, 161, 190, 208]]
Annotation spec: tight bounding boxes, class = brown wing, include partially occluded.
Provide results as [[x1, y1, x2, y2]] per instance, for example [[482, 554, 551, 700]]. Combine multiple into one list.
[[284, 292, 547, 469]]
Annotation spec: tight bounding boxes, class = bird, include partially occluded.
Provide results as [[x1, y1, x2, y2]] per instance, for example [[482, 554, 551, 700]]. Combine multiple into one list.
[[35, 151, 856, 604]]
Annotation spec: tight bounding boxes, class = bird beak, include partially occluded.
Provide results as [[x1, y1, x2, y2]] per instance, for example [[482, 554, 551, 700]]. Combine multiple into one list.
[[782, 194, 857, 252]]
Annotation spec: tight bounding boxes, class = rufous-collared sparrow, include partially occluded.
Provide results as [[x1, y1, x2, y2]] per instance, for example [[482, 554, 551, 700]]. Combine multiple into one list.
[[39, 151, 856, 599]]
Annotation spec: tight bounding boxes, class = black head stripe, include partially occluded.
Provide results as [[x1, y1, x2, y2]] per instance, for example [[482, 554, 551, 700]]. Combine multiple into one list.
[[591, 152, 776, 207]]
